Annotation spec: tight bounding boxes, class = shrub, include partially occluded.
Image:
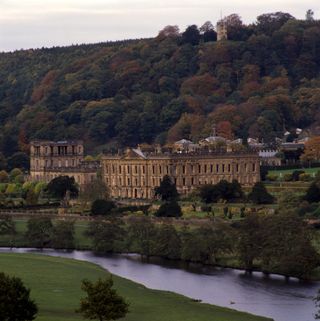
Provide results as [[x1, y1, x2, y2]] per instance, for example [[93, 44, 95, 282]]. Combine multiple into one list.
[[5, 183, 18, 195], [266, 174, 278, 181], [91, 199, 116, 216], [9, 168, 23, 180], [0, 170, 9, 183], [291, 170, 305, 181], [299, 173, 312, 181], [201, 205, 212, 212], [283, 173, 292, 181], [155, 201, 182, 218], [34, 181, 47, 195]]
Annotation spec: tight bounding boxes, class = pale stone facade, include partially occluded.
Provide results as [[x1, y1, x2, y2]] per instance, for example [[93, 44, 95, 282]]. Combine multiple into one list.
[[102, 149, 260, 200], [30, 140, 99, 185], [216, 20, 228, 41]]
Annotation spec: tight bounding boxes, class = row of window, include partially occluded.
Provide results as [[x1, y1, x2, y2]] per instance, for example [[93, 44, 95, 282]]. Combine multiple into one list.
[[106, 175, 249, 187], [33, 146, 82, 156], [34, 159, 78, 168], [105, 162, 257, 175]]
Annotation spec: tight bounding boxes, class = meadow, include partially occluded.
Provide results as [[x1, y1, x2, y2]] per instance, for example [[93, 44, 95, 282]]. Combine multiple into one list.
[[0, 253, 272, 321]]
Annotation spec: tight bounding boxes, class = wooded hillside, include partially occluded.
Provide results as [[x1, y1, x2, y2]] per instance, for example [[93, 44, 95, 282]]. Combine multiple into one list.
[[0, 11, 320, 165]]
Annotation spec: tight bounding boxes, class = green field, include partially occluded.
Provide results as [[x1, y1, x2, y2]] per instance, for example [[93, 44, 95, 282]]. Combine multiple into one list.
[[268, 167, 320, 177], [0, 253, 272, 321]]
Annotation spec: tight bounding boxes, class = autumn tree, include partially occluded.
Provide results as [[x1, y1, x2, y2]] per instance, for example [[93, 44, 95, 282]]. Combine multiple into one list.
[[157, 25, 180, 41], [255, 12, 295, 36], [301, 137, 320, 162], [216, 121, 234, 140], [79, 179, 109, 206], [200, 21, 217, 42], [180, 73, 219, 97]]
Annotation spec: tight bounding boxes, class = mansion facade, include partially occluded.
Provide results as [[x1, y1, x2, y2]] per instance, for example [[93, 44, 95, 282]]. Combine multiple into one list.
[[101, 148, 260, 199], [30, 140, 260, 200], [30, 140, 99, 185]]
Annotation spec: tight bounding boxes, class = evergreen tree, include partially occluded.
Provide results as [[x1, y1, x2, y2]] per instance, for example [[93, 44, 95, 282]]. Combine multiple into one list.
[[154, 175, 179, 201], [248, 182, 274, 204], [0, 272, 38, 321]]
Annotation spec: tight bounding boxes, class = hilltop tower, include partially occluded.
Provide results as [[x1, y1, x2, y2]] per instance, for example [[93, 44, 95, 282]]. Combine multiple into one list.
[[216, 19, 228, 41]]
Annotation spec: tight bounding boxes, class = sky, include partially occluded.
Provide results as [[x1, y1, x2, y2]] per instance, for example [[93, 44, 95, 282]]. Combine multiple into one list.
[[0, 0, 318, 51]]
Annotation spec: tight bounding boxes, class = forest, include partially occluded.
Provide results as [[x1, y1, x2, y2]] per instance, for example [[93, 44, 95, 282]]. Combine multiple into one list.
[[0, 11, 320, 168]]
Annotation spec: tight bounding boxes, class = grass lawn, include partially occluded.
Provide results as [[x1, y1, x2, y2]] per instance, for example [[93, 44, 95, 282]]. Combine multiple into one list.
[[0, 253, 272, 321], [269, 167, 320, 177]]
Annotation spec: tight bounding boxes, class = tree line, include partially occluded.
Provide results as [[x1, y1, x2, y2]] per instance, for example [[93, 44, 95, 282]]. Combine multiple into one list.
[[86, 212, 318, 279], [0, 11, 319, 160]]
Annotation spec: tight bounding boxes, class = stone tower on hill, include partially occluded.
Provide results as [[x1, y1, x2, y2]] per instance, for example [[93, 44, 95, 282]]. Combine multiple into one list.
[[216, 19, 228, 41]]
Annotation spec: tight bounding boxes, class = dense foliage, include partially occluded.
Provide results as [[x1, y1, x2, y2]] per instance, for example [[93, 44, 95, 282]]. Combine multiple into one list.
[[0, 272, 38, 321], [91, 199, 116, 216], [25, 217, 75, 249], [0, 12, 320, 160], [86, 214, 318, 279], [46, 176, 79, 199], [77, 277, 129, 321], [248, 182, 275, 204], [199, 180, 244, 203]]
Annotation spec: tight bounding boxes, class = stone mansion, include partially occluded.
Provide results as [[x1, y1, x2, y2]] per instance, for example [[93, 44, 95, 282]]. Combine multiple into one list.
[[30, 140, 260, 200]]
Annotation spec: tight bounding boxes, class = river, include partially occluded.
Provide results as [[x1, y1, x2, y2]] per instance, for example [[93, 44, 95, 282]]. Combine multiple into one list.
[[0, 248, 318, 321]]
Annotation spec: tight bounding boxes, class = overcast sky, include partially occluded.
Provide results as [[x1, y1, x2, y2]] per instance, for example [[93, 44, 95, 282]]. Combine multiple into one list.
[[0, 0, 318, 51]]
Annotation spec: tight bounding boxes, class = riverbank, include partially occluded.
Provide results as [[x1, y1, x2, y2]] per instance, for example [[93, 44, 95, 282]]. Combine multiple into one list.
[[0, 252, 273, 321], [1, 217, 320, 281]]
